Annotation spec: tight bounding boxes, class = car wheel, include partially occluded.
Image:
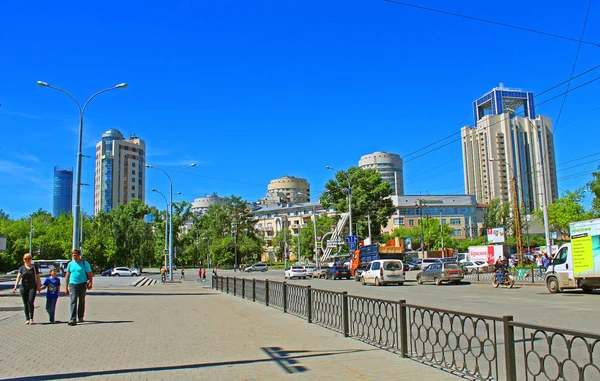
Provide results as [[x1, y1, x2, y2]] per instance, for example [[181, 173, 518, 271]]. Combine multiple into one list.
[[375, 277, 381, 286], [417, 276, 423, 285], [398, 282, 404, 286], [452, 280, 460, 285], [115, 273, 120, 277], [361, 276, 366, 285], [434, 277, 441, 286], [546, 276, 560, 293]]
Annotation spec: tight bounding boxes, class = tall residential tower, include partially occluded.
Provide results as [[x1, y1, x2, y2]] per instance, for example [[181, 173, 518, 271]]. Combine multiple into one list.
[[52, 167, 73, 217], [94, 129, 146, 215], [358, 152, 404, 195], [461, 85, 558, 211]]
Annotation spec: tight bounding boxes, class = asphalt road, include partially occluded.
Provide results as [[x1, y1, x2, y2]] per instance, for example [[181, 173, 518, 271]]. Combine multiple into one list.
[[211, 269, 600, 334]]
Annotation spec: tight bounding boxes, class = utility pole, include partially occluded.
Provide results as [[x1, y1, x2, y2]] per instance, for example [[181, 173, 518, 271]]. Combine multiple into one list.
[[297, 222, 301, 262], [283, 217, 288, 269], [511, 174, 524, 264], [312, 205, 318, 268], [416, 199, 425, 259], [439, 211, 444, 257], [29, 217, 34, 255]]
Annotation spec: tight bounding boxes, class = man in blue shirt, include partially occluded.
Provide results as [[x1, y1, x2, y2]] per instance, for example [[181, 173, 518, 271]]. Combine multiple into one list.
[[65, 250, 93, 326]]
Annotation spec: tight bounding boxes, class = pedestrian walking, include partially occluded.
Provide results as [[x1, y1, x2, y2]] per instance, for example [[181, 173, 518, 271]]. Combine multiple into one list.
[[40, 268, 61, 323], [542, 253, 550, 270], [160, 266, 166, 283], [536, 254, 544, 278], [12, 253, 41, 325], [202, 268, 206, 282], [181, 267, 185, 281], [65, 250, 93, 326], [198, 268, 202, 282]]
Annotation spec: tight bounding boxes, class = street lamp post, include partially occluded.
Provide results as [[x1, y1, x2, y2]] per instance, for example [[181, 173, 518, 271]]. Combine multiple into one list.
[[490, 157, 524, 264], [152, 188, 169, 269], [146, 163, 196, 280], [37, 81, 127, 251]]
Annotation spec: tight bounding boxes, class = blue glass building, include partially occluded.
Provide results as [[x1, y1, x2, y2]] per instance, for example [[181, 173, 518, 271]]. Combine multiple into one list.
[[473, 84, 535, 127], [53, 167, 73, 217]]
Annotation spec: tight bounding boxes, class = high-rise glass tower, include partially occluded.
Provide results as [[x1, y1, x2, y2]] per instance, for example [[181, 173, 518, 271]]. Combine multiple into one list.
[[94, 129, 146, 215], [461, 85, 558, 210], [53, 167, 73, 218]]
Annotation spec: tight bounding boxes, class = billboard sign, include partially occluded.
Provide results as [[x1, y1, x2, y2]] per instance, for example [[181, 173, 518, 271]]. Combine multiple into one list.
[[487, 227, 505, 243], [468, 245, 503, 264]]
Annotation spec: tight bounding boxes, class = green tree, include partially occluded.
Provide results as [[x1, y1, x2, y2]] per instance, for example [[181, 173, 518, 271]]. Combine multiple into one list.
[[322, 167, 394, 242], [535, 188, 590, 237], [483, 199, 511, 231], [589, 167, 600, 217]]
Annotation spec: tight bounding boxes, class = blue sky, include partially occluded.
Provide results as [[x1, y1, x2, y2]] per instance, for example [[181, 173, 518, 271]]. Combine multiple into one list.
[[1, 0, 599, 218]]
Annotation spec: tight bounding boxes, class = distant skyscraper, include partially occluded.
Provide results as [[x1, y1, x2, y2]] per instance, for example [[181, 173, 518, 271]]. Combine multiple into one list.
[[462, 85, 558, 210], [358, 152, 404, 195], [53, 167, 73, 218], [94, 129, 146, 215]]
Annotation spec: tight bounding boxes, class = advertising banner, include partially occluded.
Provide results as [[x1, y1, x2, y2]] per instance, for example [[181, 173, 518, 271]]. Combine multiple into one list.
[[468, 245, 503, 264], [570, 219, 600, 277], [487, 227, 505, 243]]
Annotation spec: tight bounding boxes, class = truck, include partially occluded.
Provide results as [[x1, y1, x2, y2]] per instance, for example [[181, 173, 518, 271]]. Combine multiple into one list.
[[350, 244, 404, 277], [545, 218, 600, 293]]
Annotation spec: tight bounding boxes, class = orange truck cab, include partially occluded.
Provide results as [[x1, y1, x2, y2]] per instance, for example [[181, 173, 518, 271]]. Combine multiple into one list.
[[350, 244, 405, 276]]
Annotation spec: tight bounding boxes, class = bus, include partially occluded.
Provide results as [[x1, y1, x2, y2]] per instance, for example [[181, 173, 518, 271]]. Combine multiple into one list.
[[32, 259, 70, 276]]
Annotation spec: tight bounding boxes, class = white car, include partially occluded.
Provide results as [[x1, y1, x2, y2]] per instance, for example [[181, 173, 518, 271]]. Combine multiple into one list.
[[463, 261, 489, 274], [303, 266, 315, 277], [284, 266, 307, 279], [361, 260, 405, 286], [111, 267, 140, 277]]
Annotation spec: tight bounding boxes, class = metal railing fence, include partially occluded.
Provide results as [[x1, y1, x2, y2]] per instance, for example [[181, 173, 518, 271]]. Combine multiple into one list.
[[211, 275, 599, 381]]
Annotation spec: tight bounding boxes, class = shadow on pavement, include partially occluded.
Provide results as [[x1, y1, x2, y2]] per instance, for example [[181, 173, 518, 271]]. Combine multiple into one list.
[[1, 347, 374, 380]]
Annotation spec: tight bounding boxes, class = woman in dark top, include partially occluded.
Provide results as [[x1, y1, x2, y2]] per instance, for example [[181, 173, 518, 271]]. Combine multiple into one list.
[[12, 253, 41, 324]]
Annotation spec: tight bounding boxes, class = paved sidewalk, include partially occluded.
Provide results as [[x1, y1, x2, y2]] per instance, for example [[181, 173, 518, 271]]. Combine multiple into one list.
[[0, 280, 461, 381]]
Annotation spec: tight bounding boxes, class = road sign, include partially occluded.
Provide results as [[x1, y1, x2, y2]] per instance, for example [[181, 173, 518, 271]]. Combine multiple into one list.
[[345, 235, 358, 243], [316, 242, 322, 249], [327, 242, 338, 248], [349, 242, 356, 251]]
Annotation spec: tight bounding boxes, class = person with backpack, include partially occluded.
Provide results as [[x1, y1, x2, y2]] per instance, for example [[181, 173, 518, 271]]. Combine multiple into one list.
[[65, 250, 93, 326]]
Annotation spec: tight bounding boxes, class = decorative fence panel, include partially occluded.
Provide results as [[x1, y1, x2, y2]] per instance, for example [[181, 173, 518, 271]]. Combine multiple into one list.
[[211, 275, 600, 381]]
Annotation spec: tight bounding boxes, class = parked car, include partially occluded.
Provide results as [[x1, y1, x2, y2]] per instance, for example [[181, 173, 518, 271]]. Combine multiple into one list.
[[325, 266, 351, 280], [284, 266, 307, 279], [404, 261, 420, 271], [312, 268, 328, 278], [302, 265, 315, 277], [354, 263, 369, 281], [111, 267, 141, 277], [462, 261, 489, 274], [360, 259, 405, 286], [6, 269, 19, 275], [101, 268, 112, 276], [244, 263, 268, 272], [417, 262, 464, 285], [420, 258, 442, 270]]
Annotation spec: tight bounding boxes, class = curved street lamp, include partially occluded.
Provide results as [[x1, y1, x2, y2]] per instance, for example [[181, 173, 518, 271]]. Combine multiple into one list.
[[326, 166, 359, 243], [146, 163, 196, 280], [37, 81, 127, 251]]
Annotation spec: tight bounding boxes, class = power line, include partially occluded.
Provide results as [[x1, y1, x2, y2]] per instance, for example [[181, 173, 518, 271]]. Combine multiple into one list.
[[552, 0, 594, 134], [383, 0, 600, 47]]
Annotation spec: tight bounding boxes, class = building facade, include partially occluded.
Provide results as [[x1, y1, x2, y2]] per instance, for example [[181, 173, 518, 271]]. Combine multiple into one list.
[[358, 151, 404, 195], [383, 195, 484, 240], [266, 176, 310, 205], [462, 86, 558, 210], [52, 167, 73, 218], [94, 129, 146, 215], [191, 193, 228, 216], [253, 202, 327, 263]]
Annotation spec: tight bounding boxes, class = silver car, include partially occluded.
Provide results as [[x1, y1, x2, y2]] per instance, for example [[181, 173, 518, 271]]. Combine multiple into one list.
[[417, 263, 463, 285], [302, 266, 315, 277]]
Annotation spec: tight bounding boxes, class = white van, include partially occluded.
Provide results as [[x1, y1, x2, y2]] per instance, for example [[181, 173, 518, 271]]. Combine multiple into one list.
[[360, 259, 405, 286]]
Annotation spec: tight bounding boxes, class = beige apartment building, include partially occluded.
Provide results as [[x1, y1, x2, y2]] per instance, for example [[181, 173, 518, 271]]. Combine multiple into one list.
[[358, 151, 404, 195], [94, 129, 146, 215], [266, 176, 310, 205]]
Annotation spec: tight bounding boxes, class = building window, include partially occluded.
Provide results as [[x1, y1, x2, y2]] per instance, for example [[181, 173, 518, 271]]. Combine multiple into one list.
[[409, 219, 414, 227], [132, 185, 135, 190], [132, 170, 135, 175], [450, 218, 461, 225], [393, 218, 400, 225], [451, 229, 462, 236], [442, 219, 447, 224]]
